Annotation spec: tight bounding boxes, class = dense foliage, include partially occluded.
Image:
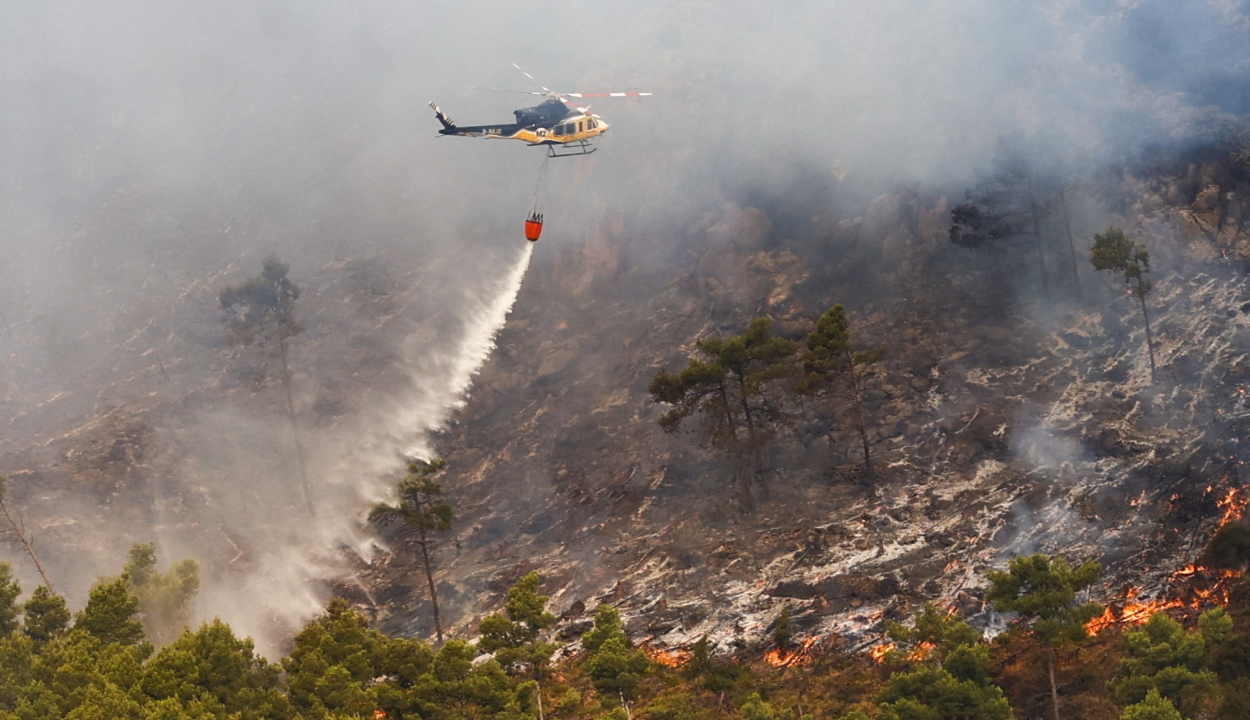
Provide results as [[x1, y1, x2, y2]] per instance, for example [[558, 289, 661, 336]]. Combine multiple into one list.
[[3, 550, 1250, 720]]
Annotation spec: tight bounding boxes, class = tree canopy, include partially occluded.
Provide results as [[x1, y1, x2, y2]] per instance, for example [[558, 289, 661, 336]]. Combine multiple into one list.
[[1090, 227, 1156, 380], [370, 458, 454, 643], [649, 318, 796, 507]]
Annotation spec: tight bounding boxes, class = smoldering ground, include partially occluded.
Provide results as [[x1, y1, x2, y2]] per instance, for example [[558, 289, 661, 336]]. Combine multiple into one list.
[[0, 0, 1245, 653]]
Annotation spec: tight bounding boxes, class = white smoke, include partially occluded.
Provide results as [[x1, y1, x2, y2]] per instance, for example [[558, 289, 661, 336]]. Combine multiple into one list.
[[185, 242, 534, 656]]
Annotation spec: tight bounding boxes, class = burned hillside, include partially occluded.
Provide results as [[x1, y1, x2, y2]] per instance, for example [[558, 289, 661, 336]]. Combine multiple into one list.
[[353, 144, 1250, 653]]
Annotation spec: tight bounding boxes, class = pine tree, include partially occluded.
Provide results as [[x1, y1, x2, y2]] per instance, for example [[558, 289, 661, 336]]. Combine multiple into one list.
[[282, 597, 385, 716], [871, 603, 1014, 719], [219, 254, 313, 515], [22, 585, 70, 642], [479, 572, 557, 679], [1119, 688, 1183, 720], [1091, 227, 1156, 381], [0, 562, 19, 636], [1109, 609, 1229, 716], [986, 554, 1102, 720], [582, 606, 650, 700], [649, 318, 796, 508], [369, 458, 453, 643], [76, 577, 145, 647], [123, 543, 200, 647], [771, 605, 793, 653], [950, 164, 1055, 296], [800, 305, 883, 482], [140, 618, 287, 715]]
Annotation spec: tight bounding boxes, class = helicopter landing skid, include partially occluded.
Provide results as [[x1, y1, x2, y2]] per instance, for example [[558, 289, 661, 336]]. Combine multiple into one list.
[[546, 140, 596, 158]]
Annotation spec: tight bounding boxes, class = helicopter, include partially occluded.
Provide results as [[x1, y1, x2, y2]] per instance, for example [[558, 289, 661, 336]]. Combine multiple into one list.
[[429, 64, 650, 157]]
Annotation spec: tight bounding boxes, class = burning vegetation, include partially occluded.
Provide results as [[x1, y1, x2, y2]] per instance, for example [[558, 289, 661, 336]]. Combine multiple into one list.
[[763, 636, 819, 668]]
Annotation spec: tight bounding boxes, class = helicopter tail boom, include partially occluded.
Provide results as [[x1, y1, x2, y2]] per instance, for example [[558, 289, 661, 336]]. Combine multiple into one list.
[[429, 101, 457, 131]]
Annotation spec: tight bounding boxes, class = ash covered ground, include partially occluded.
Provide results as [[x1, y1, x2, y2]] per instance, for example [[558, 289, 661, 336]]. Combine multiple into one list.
[[354, 147, 1250, 654]]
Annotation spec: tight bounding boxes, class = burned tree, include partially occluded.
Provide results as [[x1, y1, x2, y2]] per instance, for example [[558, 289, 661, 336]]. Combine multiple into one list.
[[0, 475, 53, 591], [1090, 227, 1156, 381], [649, 318, 796, 509], [950, 165, 1065, 295], [370, 458, 453, 643], [219, 254, 312, 515], [799, 304, 883, 483]]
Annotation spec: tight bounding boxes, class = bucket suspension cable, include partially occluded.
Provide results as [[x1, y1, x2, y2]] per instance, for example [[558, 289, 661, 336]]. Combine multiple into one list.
[[531, 154, 550, 214], [524, 156, 549, 242], [525, 155, 550, 242]]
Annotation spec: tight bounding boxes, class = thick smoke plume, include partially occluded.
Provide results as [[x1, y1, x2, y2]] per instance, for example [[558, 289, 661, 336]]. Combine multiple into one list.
[[0, 0, 1245, 652]]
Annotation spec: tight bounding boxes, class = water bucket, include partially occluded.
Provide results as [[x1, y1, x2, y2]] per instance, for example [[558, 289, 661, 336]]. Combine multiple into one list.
[[524, 212, 543, 242]]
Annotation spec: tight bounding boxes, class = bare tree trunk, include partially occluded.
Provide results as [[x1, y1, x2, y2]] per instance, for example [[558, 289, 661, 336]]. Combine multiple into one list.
[[1139, 295, 1156, 383], [417, 530, 443, 643], [279, 339, 314, 516], [845, 353, 873, 482], [1048, 645, 1061, 720], [1060, 187, 1082, 297], [719, 384, 752, 511], [736, 373, 766, 500], [1027, 179, 1049, 298], [0, 495, 54, 592]]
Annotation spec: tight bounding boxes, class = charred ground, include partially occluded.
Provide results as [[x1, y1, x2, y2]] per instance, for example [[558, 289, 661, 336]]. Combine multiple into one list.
[[355, 141, 1250, 655]]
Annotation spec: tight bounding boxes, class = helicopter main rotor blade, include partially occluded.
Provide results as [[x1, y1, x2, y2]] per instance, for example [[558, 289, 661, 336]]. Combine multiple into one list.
[[564, 92, 653, 97], [511, 63, 554, 95], [510, 63, 652, 104], [467, 86, 548, 96]]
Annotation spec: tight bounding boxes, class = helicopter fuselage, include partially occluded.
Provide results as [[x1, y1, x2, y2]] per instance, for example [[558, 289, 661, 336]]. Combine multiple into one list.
[[430, 98, 609, 147]]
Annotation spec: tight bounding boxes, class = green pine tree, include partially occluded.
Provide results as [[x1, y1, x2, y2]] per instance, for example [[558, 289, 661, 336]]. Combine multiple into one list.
[[123, 544, 200, 647], [986, 554, 1102, 720], [22, 585, 70, 642], [649, 318, 796, 508], [582, 606, 650, 700], [369, 458, 453, 643], [1119, 688, 1182, 720], [772, 605, 793, 653], [0, 562, 20, 636], [1108, 609, 1229, 716], [1090, 227, 1156, 381], [76, 577, 145, 647], [282, 597, 385, 717], [140, 618, 287, 716], [800, 304, 883, 482], [867, 603, 1014, 719], [479, 572, 557, 679]]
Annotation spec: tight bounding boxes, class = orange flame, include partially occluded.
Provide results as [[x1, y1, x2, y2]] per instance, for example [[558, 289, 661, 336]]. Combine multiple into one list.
[[869, 642, 895, 663], [765, 637, 818, 668], [1086, 557, 1243, 635], [645, 647, 691, 668], [908, 641, 936, 661], [1085, 592, 1185, 635], [1086, 486, 1247, 635], [1216, 487, 1249, 530]]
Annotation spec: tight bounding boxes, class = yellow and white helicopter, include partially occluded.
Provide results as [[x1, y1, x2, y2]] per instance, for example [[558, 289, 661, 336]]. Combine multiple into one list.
[[429, 64, 650, 157]]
